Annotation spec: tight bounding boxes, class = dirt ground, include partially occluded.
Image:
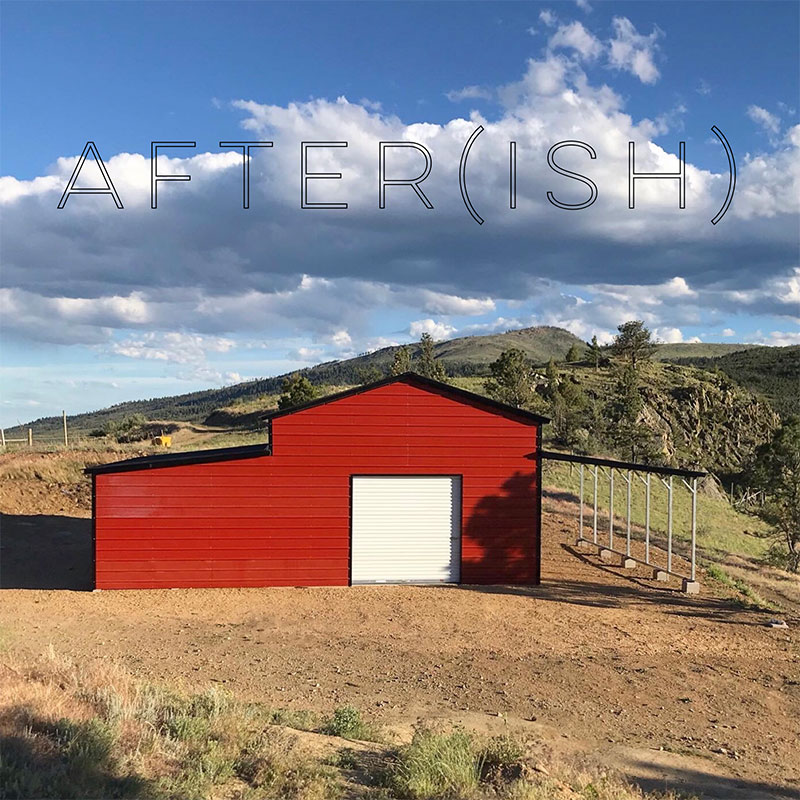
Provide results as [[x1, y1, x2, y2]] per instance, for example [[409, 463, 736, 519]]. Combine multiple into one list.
[[1, 460, 799, 799]]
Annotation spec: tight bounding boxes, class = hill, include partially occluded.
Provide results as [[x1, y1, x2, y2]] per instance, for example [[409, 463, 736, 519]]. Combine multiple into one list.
[[653, 342, 760, 360], [4, 326, 584, 438], [665, 345, 800, 418], [5, 328, 792, 454]]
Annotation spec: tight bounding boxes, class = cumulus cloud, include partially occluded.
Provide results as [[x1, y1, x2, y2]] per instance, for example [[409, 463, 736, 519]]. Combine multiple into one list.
[[409, 319, 457, 339], [1, 43, 798, 362], [539, 9, 558, 27], [548, 21, 603, 61], [608, 17, 662, 84]]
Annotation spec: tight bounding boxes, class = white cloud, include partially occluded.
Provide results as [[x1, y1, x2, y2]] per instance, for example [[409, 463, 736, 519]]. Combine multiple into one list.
[[608, 17, 662, 84], [539, 9, 558, 27], [653, 326, 685, 343], [722, 328, 736, 337], [755, 330, 800, 346], [548, 21, 603, 61], [445, 85, 493, 102], [409, 319, 457, 339], [575, 0, 592, 12], [110, 332, 235, 364], [747, 104, 780, 135], [696, 79, 711, 97], [1, 47, 797, 364]]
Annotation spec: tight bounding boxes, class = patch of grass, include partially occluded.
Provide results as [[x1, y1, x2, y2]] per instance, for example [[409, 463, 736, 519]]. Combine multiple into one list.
[[321, 705, 382, 742], [704, 564, 777, 612], [390, 727, 482, 799], [269, 707, 318, 731], [0, 713, 147, 799]]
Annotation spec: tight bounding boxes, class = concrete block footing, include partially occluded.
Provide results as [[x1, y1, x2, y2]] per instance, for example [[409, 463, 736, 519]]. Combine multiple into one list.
[[682, 579, 700, 594], [575, 539, 594, 550], [653, 569, 668, 582], [622, 558, 637, 569], [599, 548, 621, 564]]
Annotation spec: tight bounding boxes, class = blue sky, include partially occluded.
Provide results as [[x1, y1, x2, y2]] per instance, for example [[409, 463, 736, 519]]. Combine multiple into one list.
[[1, 0, 798, 426]]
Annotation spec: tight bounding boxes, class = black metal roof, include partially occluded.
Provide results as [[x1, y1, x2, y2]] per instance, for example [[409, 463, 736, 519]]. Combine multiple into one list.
[[263, 372, 550, 425], [541, 450, 707, 479], [85, 443, 271, 475]]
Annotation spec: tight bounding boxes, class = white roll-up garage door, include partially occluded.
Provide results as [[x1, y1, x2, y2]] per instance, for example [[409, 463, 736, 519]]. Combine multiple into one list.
[[351, 476, 461, 584]]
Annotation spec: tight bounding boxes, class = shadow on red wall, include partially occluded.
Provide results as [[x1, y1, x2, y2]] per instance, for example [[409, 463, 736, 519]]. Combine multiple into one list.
[[463, 471, 538, 584]]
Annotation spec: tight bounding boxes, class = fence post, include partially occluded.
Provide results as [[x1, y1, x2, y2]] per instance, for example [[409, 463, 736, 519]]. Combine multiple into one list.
[[608, 468, 614, 550], [28, 428, 33, 447], [0, 428, 5, 448], [667, 475, 673, 573], [625, 470, 632, 557], [690, 477, 697, 581], [645, 473, 651, 564], [592, 466, 598, 544], [578, 463, 584, 540], [63, 411, 69, 447]]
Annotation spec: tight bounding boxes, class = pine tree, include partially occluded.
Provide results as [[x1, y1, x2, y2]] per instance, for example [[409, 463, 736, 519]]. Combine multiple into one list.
[[610, 320, 656, 370], [565, 343, 583, 363], [544, 358, 559, 401], [483, 348, 536, 408], [417, 333, 447, 381], [356, 366, 383, 385], [750, 417, 800, 572], [588, 335, 603, 371], [390, 346, 412, 376], [277, 374, 318, 410], [605, 364, 659, 462]]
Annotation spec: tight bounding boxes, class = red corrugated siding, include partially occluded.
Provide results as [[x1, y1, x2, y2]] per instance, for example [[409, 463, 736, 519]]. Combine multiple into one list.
[[94, 380, 540, 589]]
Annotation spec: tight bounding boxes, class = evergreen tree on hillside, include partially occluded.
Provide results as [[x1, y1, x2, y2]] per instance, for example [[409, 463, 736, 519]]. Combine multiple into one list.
[[277, 374, 318, 410], [588, 335, 603, 371], [544, 358, 559, 400], [604, 364, 660, 462], [749, 417, 800, 571], [356, 366, 383, 385], [417, 333, 447, 381], [610, 321, 656, 369], [543, 358, 590, 447], [565, 343, 583, 363], [390, 346, 412, 376], [484, 348, 538, 408]]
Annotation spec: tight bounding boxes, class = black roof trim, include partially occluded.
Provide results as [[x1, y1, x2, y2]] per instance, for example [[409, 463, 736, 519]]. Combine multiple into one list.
[[85, 443, 271, 475], [541, 450, 706, 479], [262, 372, 550, 425]]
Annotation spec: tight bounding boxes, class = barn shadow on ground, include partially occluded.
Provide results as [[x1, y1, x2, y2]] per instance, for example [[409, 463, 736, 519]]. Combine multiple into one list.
[[0, 514, 92, 590]]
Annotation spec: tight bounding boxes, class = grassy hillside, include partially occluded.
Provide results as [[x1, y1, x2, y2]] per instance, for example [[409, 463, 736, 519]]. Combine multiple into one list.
[[6, 327, 791, 442], [666, 345, 800, 418], [653, 342, 759, 360], [4, 327, 584, 438]]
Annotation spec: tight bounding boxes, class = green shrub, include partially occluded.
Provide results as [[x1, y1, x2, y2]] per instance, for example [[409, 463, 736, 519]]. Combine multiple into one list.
[[321, 705, 378, 741], [390, 727, 482, 799]]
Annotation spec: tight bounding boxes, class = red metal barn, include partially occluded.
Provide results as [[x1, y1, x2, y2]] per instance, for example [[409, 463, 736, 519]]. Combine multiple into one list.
[[88, 374, 546, 589]]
